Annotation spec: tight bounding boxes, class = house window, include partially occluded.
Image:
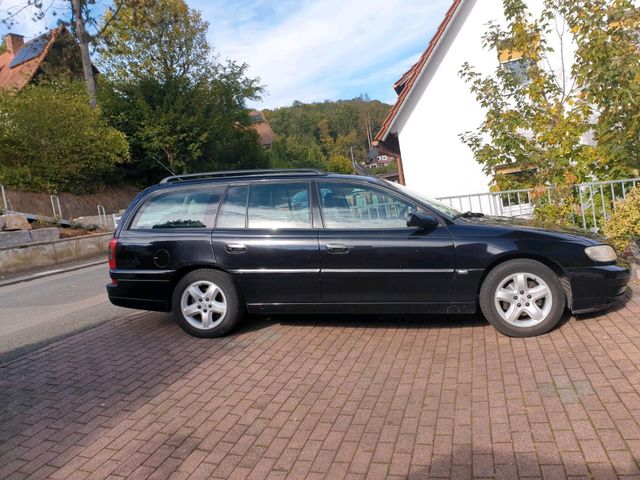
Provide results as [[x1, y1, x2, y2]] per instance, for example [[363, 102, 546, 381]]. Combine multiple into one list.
[[498, 37, 537, 85], [501, 58, 531, 84]]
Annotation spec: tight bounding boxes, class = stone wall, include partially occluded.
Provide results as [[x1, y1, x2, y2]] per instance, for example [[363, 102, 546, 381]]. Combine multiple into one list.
[[0, 232, 112, 276]]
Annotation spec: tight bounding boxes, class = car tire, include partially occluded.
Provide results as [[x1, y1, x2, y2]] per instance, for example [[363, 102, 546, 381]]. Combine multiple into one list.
[[172, 269, 243, 338], [479, 259, 566, 337]]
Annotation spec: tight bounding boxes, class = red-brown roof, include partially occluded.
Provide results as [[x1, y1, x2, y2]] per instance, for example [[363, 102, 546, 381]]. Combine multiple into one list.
[[249, 110, 275, 146], [374, 0, 463, 146], [0, 27, 64, 90], [253, 121, 275, 146]]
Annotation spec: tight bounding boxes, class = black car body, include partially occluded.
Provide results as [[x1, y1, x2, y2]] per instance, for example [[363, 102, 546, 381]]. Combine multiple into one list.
[[107, 169, 630, 337]]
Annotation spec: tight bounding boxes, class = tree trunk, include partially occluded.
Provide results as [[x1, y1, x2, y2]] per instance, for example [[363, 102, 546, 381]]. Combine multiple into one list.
[[71, 0, 97, 108]]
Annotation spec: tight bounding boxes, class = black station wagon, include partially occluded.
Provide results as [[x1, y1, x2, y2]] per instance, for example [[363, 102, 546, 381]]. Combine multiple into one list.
[[107, 169, 630, 338]]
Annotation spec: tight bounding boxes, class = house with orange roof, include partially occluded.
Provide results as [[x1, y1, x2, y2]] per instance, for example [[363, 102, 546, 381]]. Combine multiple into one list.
[[0, 26, 85, 91], [374, 0, 574, 206], [249, 110, 275, 149]]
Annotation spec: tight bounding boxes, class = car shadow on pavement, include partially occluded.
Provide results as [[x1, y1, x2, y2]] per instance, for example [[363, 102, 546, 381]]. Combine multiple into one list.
[[254, 313, 488, 332]]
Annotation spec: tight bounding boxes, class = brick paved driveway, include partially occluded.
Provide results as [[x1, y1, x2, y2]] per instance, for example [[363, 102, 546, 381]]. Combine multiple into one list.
[[1, 282, 639, 480]]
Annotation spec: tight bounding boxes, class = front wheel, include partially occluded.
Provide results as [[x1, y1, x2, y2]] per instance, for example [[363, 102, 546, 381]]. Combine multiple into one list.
[[172, 269, 243, 337], [479, 259, 566, 337]]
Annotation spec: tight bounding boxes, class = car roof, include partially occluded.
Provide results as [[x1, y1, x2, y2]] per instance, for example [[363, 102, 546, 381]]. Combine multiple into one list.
[[147, 169, 386, 194]]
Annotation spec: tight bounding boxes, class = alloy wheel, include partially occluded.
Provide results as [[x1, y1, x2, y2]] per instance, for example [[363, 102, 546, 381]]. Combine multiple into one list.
[[180, 280, 227, 330], [493, 272, 553, 328]]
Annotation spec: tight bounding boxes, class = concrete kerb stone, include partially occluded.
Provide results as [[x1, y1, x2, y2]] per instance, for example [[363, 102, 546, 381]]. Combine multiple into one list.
[[29, 228, 60, 243], [53, 238, 79, 264]]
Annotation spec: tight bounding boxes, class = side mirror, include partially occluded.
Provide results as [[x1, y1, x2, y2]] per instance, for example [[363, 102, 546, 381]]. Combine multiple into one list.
[[406, 211, 438, 229]]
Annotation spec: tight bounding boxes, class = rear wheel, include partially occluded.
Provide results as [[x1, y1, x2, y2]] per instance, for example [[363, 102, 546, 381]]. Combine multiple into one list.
[[172, 269, 242, 337], [479, 259, 565, 337]]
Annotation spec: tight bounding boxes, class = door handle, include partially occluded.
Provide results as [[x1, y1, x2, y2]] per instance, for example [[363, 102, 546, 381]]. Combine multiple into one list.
[[225, 243, 247, 254], [326, 243, 350, 254]]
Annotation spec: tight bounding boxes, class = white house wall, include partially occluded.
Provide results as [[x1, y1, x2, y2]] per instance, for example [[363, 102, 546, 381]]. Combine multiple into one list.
[[395, 0, 576, 200]]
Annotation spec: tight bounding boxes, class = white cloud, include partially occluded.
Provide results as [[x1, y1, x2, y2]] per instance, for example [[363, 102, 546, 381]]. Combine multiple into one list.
[[196, 0, 451, 108]]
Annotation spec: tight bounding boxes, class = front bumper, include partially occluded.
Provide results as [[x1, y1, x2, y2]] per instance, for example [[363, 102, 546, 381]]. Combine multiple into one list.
[[566, 262, 631, 314]]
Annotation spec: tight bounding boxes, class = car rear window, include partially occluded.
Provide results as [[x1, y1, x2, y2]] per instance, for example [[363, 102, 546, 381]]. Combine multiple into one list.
[[130, 188, 223, 229]]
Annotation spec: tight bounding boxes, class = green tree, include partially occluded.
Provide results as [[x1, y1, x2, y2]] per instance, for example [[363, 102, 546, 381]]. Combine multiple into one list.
[[97, 0, 267, 183], [326, 155, 353, 174], [270, 136, 325, 170], [460, 0, 640, 193], [98, 0, 211, 84], [0, 82, 129, 193], [566, 1, 640, 177]]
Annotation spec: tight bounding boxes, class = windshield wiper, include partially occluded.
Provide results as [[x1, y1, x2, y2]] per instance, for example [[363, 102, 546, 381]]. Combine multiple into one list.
[[452, 211, 485, 220]]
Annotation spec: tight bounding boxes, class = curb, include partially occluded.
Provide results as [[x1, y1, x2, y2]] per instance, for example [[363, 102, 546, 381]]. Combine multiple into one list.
[[0, 258, 108, 287]]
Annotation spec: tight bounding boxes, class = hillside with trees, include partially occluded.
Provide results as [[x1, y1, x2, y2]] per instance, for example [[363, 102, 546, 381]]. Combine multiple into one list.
[[265, 97, 392, 174]]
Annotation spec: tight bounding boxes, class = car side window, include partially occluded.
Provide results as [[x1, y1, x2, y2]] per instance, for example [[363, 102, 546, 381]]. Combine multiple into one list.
[[247, 182, 311, 229], [318, 181, 415, 229], [217, 185, 249, 228], [130, 188, 222, 229]]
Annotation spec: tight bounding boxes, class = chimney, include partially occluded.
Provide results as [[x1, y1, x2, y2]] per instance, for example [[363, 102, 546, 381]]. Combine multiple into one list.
[[4, 33, 24, 55]]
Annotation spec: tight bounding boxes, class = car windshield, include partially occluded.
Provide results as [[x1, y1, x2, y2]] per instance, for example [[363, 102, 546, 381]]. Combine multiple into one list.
[[384, 181, 461, 218]]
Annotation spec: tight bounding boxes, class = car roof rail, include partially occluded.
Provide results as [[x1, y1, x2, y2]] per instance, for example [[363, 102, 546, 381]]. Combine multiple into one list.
[[159, 168, 327, 184]]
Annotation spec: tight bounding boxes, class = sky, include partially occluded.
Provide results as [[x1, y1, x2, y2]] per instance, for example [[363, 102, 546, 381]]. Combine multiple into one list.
[[0, 0, 452, 109]]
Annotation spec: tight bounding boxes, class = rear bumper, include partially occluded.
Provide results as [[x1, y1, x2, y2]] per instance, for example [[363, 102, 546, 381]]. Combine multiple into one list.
[[107, 285, 169, 312], [106, 269, 173, 312], [566, 263, 631, 314]]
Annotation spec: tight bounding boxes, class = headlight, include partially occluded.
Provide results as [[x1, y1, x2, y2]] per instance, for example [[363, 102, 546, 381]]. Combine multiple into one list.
[[585, 245, 617, 263]]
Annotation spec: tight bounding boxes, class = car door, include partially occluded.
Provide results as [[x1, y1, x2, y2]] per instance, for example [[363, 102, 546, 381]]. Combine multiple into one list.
[[210, 180, 321, 306], [316, 180, 455, 304]]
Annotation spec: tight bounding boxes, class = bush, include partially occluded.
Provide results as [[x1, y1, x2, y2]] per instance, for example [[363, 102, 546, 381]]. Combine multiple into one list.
[[0, 81, 129, 193], [532, 184, 577, 225], [603, 187, 640, 254], [326, 155, 353, 174]]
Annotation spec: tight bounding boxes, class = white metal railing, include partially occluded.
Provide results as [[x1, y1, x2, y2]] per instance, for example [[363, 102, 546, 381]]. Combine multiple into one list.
[[0, 184, 13, 214], [436, 177, 640, 232], [50, 194, 62, 219], [97, 204, 107, 226]]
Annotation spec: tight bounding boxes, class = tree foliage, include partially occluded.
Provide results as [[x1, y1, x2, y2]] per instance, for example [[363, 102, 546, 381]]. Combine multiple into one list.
[[97, 0, 267, 184], [567, 1, 640, 177], [460, 0, 640, 193], [265, 97, 391, 173], [0, 82, 129, 193], [98, 0, 210, 85]]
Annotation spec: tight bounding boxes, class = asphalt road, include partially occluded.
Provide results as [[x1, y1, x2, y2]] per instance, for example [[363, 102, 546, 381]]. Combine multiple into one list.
[[0, 263, 133, 362]]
